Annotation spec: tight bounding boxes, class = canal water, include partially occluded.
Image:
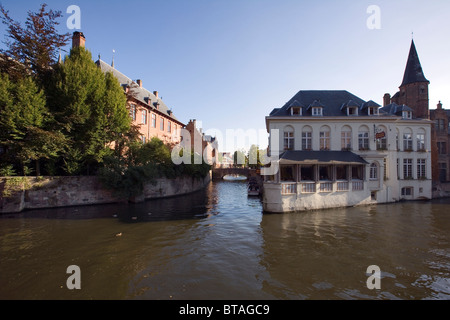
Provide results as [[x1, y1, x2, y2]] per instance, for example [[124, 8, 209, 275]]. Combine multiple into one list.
[[1, 180, 449, 300]]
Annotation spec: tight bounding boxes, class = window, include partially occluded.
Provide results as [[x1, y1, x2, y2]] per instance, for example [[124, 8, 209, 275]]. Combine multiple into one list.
[[291, 107, 302, 116], [168, 121, 171, 133], [302, 127, 312, 150], [417, 159, 426, 179], [370, 163, 378, 180], [319, 165, 332, 181], [403, 130, 413, 151], [141, 135, 146, 144], [284, 126, 295, 151], [416, 132, 425, 151], [151, 113, 156, 128], [377, 135, 387, 150], [312, 107, 323, 116], [301, 165, 315, 181], [160, 118, 164, 131], [403, 159, 413, 179], [358, 127, 370, 150], [336, 165, 348, 180], [280, 165, 295, 181], [320, 126, 330, 150], [351, 165, 364, 180], [341, 126, 352, 150], [141, 109, 147, 124], [383, 158, 388, 181], [438, 141, 447, 155], [401, 187, 413, 196], [402, 111, 412, 119], [130, 104, 136, 121], [347, 107, 358, 116], [368, 107, 378, 116], [436, 119, 446, 132]]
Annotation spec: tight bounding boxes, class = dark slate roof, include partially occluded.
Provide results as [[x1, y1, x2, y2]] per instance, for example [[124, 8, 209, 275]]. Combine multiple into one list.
[[279, 150, 368, 165], [380, 103, 413, 116], [400, 40, 429, 87], [95, 59, 183, 124], [360, 100, 381, 110], [269, 90, 386, 117]]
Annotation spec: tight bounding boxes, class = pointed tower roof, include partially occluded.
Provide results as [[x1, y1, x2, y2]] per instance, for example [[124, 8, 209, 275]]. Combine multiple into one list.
[[400, 40, 429, 87]]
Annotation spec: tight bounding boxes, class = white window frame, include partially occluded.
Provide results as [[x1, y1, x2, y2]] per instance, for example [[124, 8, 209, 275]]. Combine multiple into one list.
[[312, 107, 323, 116], [370, 163, 378, 180]]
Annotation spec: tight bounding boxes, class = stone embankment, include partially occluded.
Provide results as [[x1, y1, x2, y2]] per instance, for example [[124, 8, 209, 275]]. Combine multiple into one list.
[[0, 173, 211, 214]]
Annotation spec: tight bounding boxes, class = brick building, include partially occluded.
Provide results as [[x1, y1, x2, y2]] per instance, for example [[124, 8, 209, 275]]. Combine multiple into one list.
[[384, 39, 449, 184], [72, 32, 184, 146], [430, 101, 450, 182]]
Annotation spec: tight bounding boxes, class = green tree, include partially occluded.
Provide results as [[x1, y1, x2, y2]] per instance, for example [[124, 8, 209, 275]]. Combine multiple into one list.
[[0, 73, 65, 175], [49, 46, 131, 175]]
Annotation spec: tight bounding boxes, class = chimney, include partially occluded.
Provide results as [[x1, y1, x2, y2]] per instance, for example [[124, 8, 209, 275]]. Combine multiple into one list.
[[137, 80, 143, 88], [437, 101, 443, 109], [153, 91, 159, 99], [383, 93, 391, 107], [72, 31, 86, 48]]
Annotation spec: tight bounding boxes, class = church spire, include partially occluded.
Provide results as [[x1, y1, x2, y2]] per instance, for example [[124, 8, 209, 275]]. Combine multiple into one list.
[[400, 39, 429, 87]]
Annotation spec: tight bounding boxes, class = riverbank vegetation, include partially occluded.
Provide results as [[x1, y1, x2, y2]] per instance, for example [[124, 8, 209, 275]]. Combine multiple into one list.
[[0, 4, 211, 198]]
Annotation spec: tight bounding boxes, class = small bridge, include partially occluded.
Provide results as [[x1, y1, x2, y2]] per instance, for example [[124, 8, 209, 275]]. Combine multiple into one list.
[[212, 167, 260, 180]]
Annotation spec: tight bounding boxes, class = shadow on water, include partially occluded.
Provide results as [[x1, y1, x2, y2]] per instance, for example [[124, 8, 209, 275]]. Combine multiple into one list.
[[0, 187, 211, 223]]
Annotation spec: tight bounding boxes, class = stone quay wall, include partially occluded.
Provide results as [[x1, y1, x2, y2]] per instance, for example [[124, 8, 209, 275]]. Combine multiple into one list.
[[0, 173, 211, 214]]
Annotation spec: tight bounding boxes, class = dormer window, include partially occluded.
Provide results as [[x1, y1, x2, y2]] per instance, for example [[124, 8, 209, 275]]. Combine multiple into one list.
[[368, 107, 379, 116], [312, 107, 323, 116], [347, 107, 358, 116], [291, 107, 302, 116], [402, 111, 412, 119]]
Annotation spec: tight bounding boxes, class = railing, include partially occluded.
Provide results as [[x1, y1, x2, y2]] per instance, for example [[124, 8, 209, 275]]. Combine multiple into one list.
[[319, 182, 333, 193], [352, 180, 364, 191], [337, 181, 349, 191], [301, 182, 316, 193], [281, 183, 297, 195], [275, 181, 363, 195]]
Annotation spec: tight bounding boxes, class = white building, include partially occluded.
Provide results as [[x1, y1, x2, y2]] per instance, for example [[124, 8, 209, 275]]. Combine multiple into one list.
[[263, 90, 432, 213]]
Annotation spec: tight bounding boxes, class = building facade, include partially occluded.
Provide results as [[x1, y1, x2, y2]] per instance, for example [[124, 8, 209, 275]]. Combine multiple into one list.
[[72, 32, 184, 146], [263, 90, 432, 213], [430, 102, 450, 182]]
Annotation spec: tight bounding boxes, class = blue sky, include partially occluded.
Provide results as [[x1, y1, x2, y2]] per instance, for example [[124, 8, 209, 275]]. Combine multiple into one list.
[[1, 0, 450, 152]]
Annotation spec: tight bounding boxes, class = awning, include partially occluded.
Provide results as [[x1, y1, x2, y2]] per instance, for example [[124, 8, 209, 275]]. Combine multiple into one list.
[[278, 151, 368, 165]]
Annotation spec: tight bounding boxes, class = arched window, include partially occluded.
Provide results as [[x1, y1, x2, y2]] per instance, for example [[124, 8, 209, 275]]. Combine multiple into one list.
[[358, 125, 370, 151], [403, 128, 413, 151], [416, 128, 426, 151], [284, 126, 295, 151], [320, 125, 331, 150], [341, 125, 352, 150], [370, 162, 378, 180], [376, 125, 387, 150], [302, 126, 312, 151]]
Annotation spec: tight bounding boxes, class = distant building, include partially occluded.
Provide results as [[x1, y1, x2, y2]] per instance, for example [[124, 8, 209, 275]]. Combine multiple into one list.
[[185, 119, 218, 166], [430, 101, 450, 182], [264, 90, 432, 213], [72, 32, 184, 145], [219, 153, 234, 168]]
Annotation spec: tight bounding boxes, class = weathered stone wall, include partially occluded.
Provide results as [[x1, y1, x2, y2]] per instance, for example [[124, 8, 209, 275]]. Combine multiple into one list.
[[0, 173, 211, 214]]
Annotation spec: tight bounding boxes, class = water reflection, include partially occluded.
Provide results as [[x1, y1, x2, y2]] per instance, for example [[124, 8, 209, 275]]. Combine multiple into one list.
[[259, 201, 450, 299], [0, 181, 449, 300]]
